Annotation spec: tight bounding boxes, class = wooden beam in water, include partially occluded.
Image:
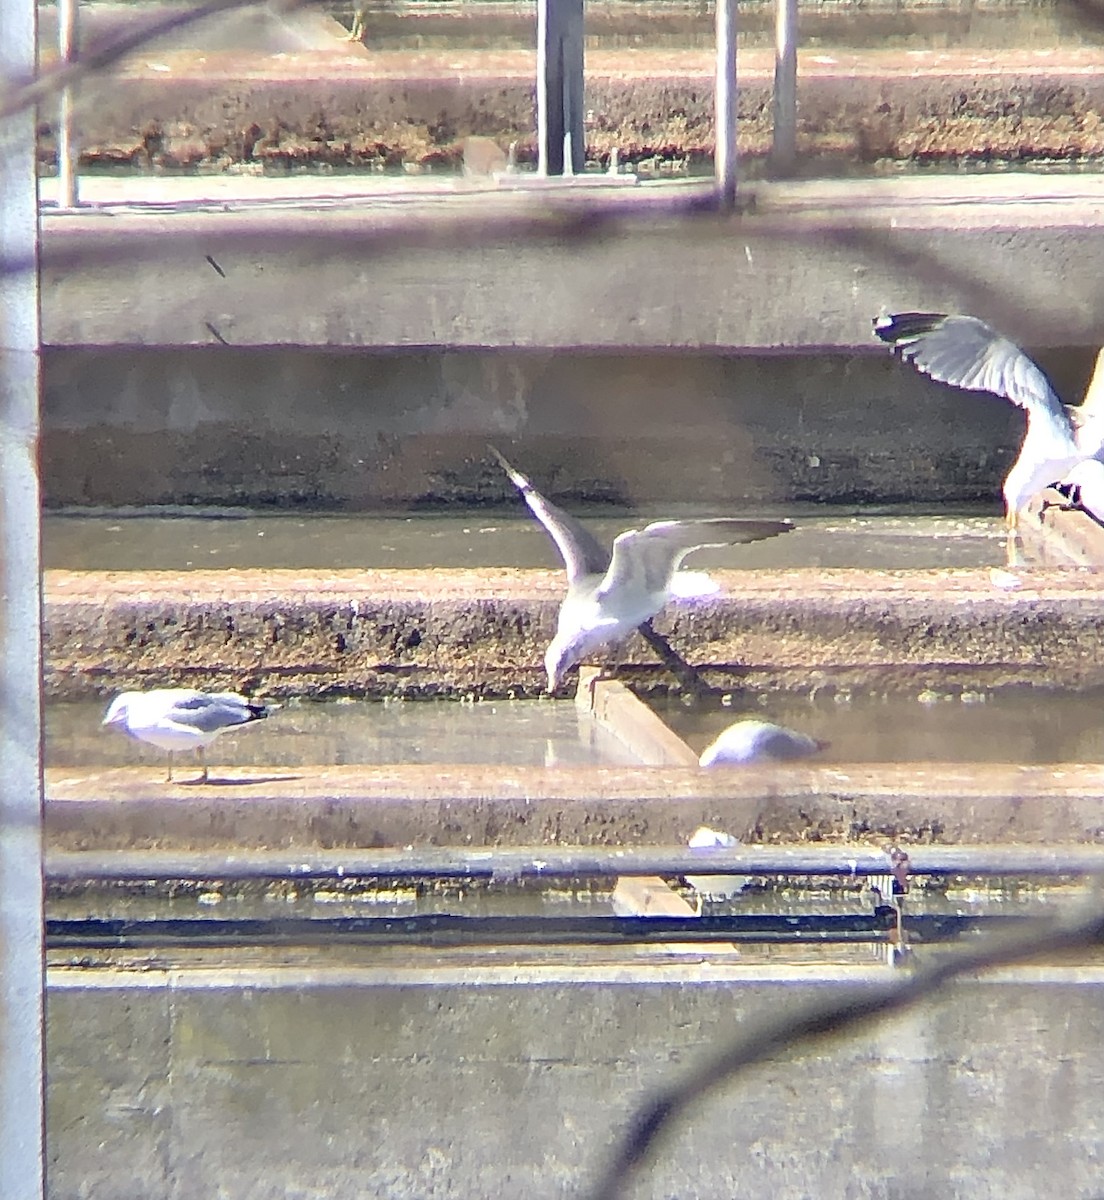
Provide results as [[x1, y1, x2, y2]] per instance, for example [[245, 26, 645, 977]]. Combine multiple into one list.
[[576, 669, 700, 767]]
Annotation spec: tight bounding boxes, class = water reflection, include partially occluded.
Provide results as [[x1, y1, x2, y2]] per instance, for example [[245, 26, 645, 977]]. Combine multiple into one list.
[[42, 507, 1006, 571], [49, 697, 644, 770], [659, 685, 1104, 764]]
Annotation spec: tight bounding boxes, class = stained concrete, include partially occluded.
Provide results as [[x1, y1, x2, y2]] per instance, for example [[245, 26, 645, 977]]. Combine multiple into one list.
[[38, 172, 1104, 507], [41, 566, 1104, 700], [42, 343, 1032, 508], [41, 760, 1104, 850], [45, 966, 1104, 1199]]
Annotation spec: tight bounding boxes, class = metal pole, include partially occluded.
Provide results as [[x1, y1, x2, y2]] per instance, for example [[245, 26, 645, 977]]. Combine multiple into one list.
[[43, 844, 1104, 882], [57, 0, 80, 207], [772, 0, 798, 175], [714, 0, 738, 209], [0, 0, 46, 1194], [537, 0, 585, 176]]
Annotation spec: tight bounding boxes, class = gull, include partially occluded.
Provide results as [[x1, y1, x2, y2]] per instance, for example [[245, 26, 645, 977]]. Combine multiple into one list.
[[873, 312, 1104, 554], [102, 688, 275, 783], [698, 718, 825, 766], [490, 448, 794, 691], [683, 825, 748, 902], [1047, 458, 1104, 525]]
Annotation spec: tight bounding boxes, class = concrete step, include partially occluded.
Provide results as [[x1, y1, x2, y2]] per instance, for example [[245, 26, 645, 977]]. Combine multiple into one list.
[[44, 760, 1104, 849], [43, 565, 1104, 699]]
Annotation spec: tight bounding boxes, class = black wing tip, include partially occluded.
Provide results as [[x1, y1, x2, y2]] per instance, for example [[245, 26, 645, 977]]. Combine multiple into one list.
[[872, 311, 950, 346]]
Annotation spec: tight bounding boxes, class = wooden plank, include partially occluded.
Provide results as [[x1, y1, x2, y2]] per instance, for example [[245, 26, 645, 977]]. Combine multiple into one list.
[[577, 669, 700, 766], [1024, 490, 1104, 568]]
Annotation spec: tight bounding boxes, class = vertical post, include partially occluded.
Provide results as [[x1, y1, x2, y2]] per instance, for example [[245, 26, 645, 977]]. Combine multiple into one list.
[[0, 1, 46, 1198], [57, 0, 81, 207], [772, 0, 798, 175], [714, 0, 738, 209], [537, 0, 585, 176]]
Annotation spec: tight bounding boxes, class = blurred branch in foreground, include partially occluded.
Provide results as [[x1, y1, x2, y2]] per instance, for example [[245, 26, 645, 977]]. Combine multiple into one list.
[[589, 892, 1104, 1200], [0, 0, 312, 121]]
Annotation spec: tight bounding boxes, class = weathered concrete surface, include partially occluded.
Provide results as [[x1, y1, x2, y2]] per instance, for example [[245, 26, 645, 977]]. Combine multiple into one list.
[[42, 344, 1036, 508], [38, 172, 1104, 507], [39, 45, 1104, 169], [42, 761, 1104, 849], [42, 566, 1104, 700], [45, 968, 1104, 1199], [40, 175, 1104, 351]]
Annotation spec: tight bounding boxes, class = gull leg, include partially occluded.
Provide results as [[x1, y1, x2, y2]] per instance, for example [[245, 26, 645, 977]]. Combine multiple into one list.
[[1004, 532, 1024, 569], [166, 751, 174, 783], [198, 746, 209, 785], [637, 621, 710, 698], [1003, 507, 1022, 569]]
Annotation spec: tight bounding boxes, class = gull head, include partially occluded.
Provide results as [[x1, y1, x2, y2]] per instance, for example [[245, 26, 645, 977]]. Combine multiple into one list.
[[102, 693, 136, 729], [544, 625, 612, 693], [545, 637, 575, 693]]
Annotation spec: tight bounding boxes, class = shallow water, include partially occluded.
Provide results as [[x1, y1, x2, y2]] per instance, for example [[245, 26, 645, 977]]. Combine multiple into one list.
[[660, 684, 1104, 764], [42, 506, 1006, 571], [49, 697, 644, 770]]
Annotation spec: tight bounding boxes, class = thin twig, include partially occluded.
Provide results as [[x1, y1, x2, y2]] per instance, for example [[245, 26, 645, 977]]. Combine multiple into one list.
[[0, 0, 311, 121], [588, 897, 1104, 1200]]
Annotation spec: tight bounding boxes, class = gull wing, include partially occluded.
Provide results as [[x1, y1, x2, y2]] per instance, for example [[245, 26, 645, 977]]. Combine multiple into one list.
[[167, 692, 261, 733], [600, 518, 793, 599], [874, 312, 1072, 433], [1066, 347, 1104, 458], [490, 446, 611, 583]]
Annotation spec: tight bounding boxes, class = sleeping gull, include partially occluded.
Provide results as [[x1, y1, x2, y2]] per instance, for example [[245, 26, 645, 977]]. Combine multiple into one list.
[[698, 718, 825, 766], [874, 313, 1104, 553], [102, 688, 275, 782], [490, 448, 794, 691]]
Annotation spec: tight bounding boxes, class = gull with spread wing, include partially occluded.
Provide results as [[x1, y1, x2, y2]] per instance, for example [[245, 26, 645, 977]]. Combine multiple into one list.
[[874, 312, 1104, 553], [103, 688, 275, 783], [490, 448, 794, 691]]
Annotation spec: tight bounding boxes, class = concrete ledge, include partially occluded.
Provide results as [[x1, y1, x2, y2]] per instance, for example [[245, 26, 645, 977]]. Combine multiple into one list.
[[44, 761, 1104, 848], [43, 566, 1104, 699], [39, 175, 1104, 350]]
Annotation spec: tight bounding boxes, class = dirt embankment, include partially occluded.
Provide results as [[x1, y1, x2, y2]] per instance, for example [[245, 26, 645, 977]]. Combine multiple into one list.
[[40, 29, 1104, 174]]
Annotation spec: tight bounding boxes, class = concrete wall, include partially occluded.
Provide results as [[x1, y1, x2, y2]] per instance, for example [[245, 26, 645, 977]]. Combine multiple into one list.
[[39, 174, 1104, 509], [47, 967, 1104, 1198], [43, 345, 1044, 508]]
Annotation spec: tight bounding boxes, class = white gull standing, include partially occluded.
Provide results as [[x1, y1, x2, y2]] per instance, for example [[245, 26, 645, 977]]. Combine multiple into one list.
[[490, 448, 794, 692], [102, 688, 275, 783], [874, 312, 1104, 558]]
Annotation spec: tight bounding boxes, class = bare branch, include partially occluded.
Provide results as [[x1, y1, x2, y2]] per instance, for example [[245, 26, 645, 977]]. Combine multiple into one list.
[[0, 0, 312, 121], [588, 897, 1104, 1200]]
